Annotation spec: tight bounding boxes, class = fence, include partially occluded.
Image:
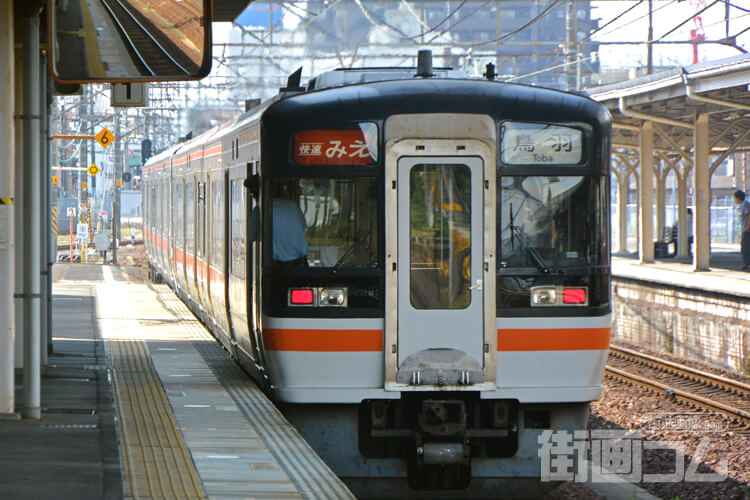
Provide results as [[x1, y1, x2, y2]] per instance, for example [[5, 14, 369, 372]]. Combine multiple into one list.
[[611, 201, 741, 253]]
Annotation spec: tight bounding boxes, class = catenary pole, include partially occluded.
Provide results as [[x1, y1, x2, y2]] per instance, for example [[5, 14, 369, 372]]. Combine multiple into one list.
[[0, 0, 16, 417], [22, 13, 42, 420], [113, 109, 121, 265], [39, 50, 49, 367]]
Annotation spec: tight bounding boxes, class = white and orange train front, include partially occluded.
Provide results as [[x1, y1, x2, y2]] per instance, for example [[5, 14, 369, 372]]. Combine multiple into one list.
[[259, 114, 611, 489]]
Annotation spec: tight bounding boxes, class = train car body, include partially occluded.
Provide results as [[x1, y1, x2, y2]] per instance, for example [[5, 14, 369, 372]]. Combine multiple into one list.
[[143, 66, 612, 497]]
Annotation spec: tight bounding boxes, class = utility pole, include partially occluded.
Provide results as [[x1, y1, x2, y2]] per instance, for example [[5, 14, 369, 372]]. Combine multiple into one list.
[[79, 88, 88, 263], [647, 0, 653, 74], [113, 109, 121, 265], [565, 0, 577, 91]]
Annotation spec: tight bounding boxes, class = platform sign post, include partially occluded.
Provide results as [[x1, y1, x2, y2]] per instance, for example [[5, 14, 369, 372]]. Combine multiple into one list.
[[77, 223, 89, 263], [67, 207, 75, 262]]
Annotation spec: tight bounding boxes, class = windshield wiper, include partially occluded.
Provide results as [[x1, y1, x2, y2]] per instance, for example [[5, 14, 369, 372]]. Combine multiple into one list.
[[331, 230, 372, 274], [510, 224, 550, 274], [508, 202, 549, 274]]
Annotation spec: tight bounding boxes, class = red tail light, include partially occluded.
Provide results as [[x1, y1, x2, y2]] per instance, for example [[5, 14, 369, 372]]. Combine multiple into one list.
[[290, 288, 314, 305], [563, 288, 587, 304]]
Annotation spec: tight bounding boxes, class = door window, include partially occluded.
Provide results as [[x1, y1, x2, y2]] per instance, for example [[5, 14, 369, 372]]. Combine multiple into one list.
[[409, 164, 472, 310]]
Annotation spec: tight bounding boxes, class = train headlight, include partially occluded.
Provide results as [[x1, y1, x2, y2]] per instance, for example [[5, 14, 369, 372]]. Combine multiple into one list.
[[530, 286, 588, 306], [319, 287, 347, 307], [531, 287, 556, 306]]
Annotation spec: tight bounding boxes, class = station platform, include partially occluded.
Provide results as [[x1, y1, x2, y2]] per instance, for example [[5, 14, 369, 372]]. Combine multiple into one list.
[[610, 245, 750, 376], [1, 264, 353, 500], [612, 245, 750, 297]]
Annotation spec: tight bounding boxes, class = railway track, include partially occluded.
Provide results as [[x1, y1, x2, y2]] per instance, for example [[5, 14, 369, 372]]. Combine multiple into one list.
[[100, 0, 193, 76], [605, 345, 750, 428]]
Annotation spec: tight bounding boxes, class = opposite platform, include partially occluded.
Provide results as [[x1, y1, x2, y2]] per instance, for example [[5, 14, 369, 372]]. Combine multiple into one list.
[[612, 247, 750, 298]]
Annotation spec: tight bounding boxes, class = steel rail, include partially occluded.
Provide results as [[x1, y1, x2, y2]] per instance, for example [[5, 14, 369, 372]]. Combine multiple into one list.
[[605, 347, 750, 427], [604, 366, 750, 425], [609, 346, 750, 396], [99, 0, 190, 76]]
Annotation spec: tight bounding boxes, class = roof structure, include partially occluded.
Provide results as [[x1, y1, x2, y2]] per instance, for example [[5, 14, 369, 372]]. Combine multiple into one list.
[[588, 54, 750, 155], [585, 54, 750, 271]]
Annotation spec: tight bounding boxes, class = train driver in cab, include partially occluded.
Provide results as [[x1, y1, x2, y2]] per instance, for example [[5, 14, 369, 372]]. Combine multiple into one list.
[[246, 177, 309, 267]]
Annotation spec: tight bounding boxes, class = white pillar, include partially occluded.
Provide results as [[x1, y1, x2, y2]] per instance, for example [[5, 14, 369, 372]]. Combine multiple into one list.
[[0, 0, 16, 417], [618, 171, 628, 253], [639, 121, 655, 263], [22, 15, 41, 420], [693, 113, 710, 271]]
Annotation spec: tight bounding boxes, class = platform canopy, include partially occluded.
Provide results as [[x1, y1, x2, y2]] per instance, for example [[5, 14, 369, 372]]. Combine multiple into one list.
[[587, 54, 750, 271]]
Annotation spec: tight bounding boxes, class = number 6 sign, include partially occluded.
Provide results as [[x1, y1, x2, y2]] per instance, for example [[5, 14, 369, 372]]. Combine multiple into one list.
[[96, 127, 116, 149]]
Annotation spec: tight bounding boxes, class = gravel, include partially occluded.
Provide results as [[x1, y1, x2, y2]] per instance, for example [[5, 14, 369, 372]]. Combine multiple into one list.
[[590, 378, 750, 499]]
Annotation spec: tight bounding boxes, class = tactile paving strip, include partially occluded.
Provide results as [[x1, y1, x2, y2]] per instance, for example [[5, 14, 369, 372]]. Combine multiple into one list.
[[107, 338, 206, 500]]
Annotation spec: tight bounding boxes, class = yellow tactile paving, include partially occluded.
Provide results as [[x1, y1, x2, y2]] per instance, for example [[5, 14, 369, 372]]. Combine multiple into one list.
[[108, 339, 205, 500], [77, 0, 107, 78], [98, 272, 206, 500]]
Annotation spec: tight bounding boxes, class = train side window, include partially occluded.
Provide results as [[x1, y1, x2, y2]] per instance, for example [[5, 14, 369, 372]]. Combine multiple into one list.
[[175, 182, 184, 244], [153, 184, 158, 235], [157, 183, 162, 237], [162, 182, 168, 241], [212, 181, 224, 270], [186, 181, 195, 255], [230, 179, 246, 279], [197, 183, 204, 259]]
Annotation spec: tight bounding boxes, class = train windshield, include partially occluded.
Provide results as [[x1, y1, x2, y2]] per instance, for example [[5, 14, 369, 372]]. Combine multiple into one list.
[[498, 176, 606, 270], [269, 178, 379, 269]]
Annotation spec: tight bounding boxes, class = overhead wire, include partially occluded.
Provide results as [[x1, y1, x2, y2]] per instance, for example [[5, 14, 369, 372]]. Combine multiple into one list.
[[659, 10, 750, 41], [403, 0, 467, 40], [424, 1, 491, 45], [351, 0, 415, 42], [718, 0, 750, 14], [502, 0, 746, 84], [470, 0, 565, 48], [654, 0, 721, 41]]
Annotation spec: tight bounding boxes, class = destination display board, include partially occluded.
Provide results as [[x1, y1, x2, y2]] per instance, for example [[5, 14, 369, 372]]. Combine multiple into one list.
[[501, 122, 583, 165], [294, 123, 378, 166]]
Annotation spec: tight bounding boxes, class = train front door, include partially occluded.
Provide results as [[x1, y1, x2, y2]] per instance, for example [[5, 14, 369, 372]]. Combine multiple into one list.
[[387, 145, 494, 389]]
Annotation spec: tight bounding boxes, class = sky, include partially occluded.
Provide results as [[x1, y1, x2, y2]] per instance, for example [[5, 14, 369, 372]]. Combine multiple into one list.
[[591, 0, 750, 69]]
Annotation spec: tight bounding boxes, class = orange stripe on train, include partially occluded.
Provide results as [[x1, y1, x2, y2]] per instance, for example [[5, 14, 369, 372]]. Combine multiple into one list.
[[263, 328, 383, 352], [497, 328, 611, 351]]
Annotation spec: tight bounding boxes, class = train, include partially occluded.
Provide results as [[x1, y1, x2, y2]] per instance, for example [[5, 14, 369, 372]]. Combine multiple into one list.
[[143, 52, 612, 498]]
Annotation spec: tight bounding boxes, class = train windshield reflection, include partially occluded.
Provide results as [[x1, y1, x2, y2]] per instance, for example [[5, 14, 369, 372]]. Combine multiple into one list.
[[499, 176, 603, 269]]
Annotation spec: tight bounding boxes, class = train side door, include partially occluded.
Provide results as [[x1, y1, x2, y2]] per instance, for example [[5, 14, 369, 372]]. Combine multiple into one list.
[[196, 178, 207, 308], [385, 134, 496, 391]]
